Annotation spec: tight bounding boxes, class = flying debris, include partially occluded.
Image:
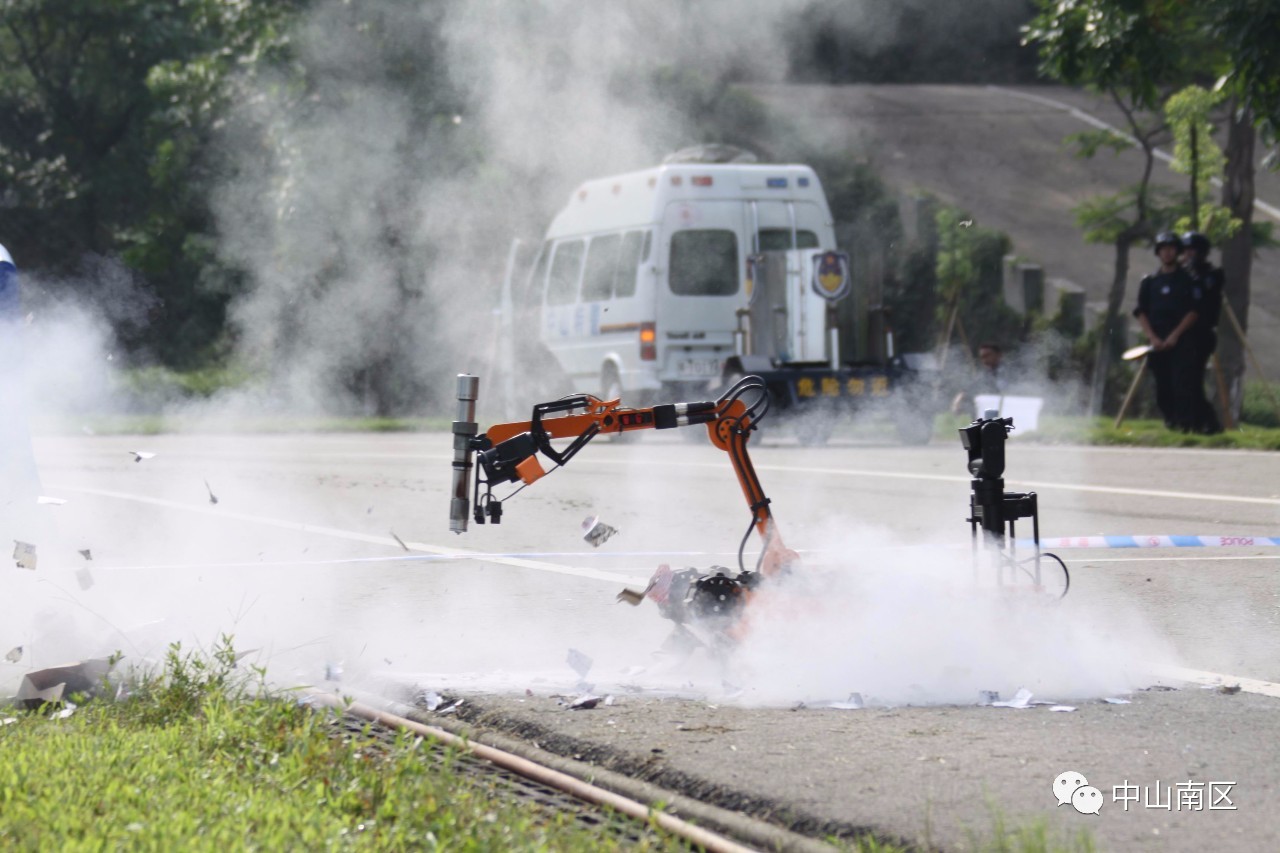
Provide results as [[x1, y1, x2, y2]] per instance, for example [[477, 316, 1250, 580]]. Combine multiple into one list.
[[13, 541, 36, 570], [76, 567, 94, 591], [36, 496, 67, 506], [204, 480, 218, 505], [129, 451, 156, 462], [390, 531, 410, 551], [582, 515, 618, 548], [566, 648, 593, 679], [78, 549, 92, 561], [5, 646, 21, 663]]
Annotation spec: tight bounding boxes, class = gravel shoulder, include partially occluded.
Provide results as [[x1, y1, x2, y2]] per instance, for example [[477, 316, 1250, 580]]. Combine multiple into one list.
[[445, 684, 1278, 852]]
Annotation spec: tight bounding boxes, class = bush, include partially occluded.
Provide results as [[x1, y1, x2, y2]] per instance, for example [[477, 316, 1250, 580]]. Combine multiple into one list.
[[1241, 381, 1280, 428]]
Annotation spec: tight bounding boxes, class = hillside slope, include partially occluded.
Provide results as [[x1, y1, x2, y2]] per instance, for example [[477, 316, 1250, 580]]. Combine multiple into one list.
[[747, 83, 1280, 378]]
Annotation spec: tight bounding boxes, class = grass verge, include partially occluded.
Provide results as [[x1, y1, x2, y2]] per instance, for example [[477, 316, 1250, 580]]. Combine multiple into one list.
[[1006, 416, 1280, 450], [0, 640, 679, 851], [0, 640, 1097, 852]]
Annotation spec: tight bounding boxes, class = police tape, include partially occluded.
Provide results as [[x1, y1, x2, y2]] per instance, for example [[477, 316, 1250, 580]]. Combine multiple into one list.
[[1022, 535, 1280, 549]]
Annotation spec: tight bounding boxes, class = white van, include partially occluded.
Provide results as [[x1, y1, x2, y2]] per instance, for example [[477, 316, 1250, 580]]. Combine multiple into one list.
[[519, 162, 836, 405]]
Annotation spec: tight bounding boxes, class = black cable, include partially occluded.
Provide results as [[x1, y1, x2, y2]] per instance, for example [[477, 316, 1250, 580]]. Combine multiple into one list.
[[497, 462, 561, 503], [736, 511, 756, 575], [1014, 551, 1070, 601]]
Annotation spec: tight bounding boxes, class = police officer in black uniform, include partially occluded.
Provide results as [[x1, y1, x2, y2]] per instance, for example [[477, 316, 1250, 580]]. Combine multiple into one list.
[[1133, 232, 1206, 431], [1181, 230, 1224, 433]]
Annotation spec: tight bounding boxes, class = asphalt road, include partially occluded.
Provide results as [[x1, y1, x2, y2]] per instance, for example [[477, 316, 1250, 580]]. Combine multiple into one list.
[[5, 428, 1280, 851]]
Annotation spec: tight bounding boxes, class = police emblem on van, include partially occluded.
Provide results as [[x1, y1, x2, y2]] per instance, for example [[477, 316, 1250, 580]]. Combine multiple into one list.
[[812, 251, 850, 301]]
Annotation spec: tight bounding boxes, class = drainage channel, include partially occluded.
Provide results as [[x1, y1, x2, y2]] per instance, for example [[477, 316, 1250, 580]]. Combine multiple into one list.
[[312, 693, 765, 852]]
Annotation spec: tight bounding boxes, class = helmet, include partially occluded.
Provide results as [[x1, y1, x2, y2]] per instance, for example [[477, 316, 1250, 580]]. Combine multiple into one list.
[[1181, 231, 1211, 254], [1153, 231, 1183, 255]]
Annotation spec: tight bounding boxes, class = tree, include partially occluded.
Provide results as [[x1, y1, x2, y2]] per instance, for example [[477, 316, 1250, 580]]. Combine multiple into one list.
[[0, 0, 302, 366], [1204, 0, 1280, 419], [1027, 0, 1280, 422], [1024, 0, 1196, 416]]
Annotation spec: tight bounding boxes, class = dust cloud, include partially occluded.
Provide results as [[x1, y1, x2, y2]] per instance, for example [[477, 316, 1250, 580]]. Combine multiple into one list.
[[1, 0, 1173, 713], [732, 528, 1177, 707]]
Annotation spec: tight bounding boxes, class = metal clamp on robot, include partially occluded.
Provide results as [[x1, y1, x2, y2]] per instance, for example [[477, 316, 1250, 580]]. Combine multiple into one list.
[[959, 408, 1069, 599]]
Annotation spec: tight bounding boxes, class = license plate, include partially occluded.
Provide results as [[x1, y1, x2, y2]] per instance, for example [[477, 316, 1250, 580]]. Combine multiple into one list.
[[676, 358, 720, 378]]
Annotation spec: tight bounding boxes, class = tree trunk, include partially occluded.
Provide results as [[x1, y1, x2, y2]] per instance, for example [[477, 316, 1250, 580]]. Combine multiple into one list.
[[1218, 100, 1255, 423], [1087, 234, 1135, 417]]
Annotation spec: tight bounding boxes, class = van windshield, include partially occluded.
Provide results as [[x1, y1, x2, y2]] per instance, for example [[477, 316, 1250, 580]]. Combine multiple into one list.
[[758, 228, 819, 251], [670, 230, 738, 297]]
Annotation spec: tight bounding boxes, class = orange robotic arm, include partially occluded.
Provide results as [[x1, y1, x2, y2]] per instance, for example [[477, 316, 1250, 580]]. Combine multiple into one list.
[[457, 376, 797, 580]]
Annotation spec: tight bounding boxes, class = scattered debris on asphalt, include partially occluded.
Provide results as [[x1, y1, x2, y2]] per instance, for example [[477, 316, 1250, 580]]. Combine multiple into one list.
[[581, 515, 618, 548], [437, 699, 463, 715], [13, 541, 36, 570], [565, 694, 601, 710], [1103, 697, 1131, 705], [1049, 705, 1077, 712], [420, 690, 443, 711], [991, 687, 1034, 709], [978, 690, 1000, 705], [1218, 683, 1242, 695], [826, 692, 865, 710]]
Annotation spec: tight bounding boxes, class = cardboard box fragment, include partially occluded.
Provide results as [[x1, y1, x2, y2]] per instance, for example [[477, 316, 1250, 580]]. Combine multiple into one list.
[[16, 659, 113, 710]]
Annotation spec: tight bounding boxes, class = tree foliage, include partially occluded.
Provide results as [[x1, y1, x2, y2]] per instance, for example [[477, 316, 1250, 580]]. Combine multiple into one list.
[[0, 0, 301, 366]]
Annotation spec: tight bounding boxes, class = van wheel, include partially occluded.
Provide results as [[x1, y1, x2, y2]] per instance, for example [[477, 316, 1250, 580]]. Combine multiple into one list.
[[603, 369, 639, 444]]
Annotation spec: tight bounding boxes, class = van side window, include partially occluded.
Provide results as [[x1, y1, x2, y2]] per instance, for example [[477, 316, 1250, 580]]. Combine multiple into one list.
[[670, 230, 738, 296], [547, 239, 585, 305], [758, 228, 819, 251], [581, 234, 621, 302], [614, 230, 646, 298]]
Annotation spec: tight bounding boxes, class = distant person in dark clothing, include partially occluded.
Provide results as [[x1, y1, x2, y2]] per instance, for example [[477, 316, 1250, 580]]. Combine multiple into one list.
[[1133, 232, 1208, 432], [951, 342, 1008, 415], [1181, 230, 1224, 434]]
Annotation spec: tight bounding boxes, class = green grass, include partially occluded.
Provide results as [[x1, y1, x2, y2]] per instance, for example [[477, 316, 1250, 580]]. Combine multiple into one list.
[[0, 641, 680, 851], [1012, 416, 1280, 450], [0, 640, 1097, 852]]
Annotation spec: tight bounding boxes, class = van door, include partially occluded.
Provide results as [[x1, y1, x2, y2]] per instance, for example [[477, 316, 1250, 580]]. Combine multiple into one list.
[[749, 200, 832, 363], [657, 201, 745, 386]]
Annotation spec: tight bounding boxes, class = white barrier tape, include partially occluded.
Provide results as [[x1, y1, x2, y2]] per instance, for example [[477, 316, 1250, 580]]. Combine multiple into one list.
[[1026, 535, 1280, 549]]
